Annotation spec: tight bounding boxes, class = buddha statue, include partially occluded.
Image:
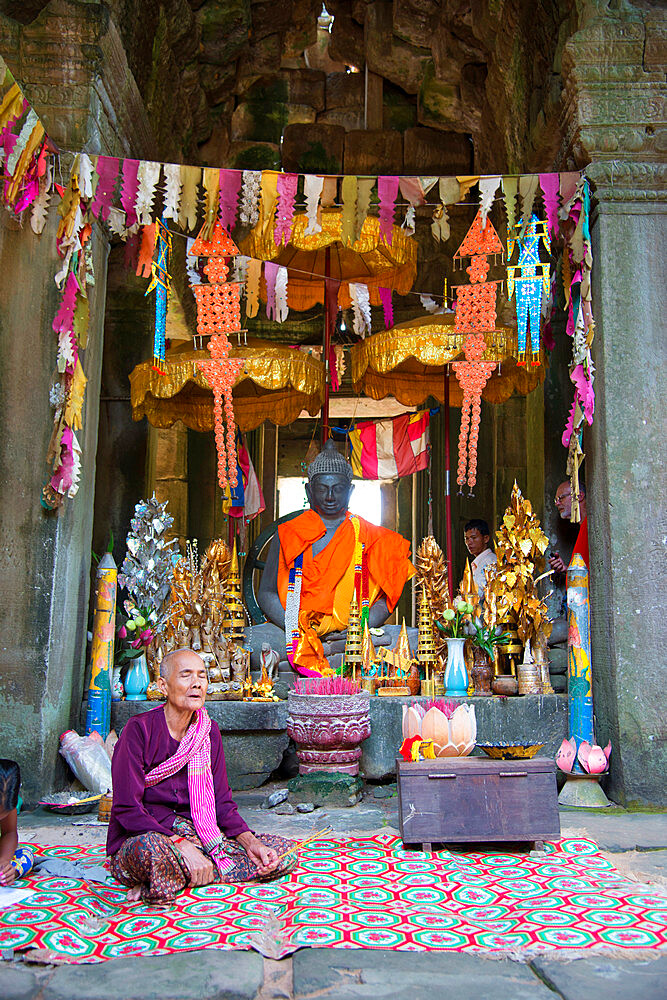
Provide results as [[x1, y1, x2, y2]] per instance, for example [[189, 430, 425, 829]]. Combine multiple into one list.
[[246, 440, 417, 676]]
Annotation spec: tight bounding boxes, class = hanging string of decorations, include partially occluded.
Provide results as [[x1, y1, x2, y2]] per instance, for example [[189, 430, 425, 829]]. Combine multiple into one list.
[[0, 63, 596, 517]]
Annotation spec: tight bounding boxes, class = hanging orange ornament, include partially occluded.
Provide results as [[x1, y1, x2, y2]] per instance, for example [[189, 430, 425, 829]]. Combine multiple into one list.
[[452, 210, 503, 493], [189, 222, 244, 489]]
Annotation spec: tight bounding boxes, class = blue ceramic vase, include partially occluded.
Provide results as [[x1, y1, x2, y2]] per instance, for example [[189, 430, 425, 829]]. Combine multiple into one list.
[[124, 653, 150, 700], [443, 637, 469, 697]]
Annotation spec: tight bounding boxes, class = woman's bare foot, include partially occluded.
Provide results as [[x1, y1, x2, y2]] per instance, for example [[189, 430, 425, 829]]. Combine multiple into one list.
[[126, 885, 142, 902]]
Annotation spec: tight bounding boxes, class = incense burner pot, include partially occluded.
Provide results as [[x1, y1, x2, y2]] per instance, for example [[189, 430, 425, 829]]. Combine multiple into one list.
[[287, 690, 371, 776]]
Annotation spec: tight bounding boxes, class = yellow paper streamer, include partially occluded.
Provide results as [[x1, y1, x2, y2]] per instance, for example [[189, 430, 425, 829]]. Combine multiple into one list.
[[179, 165, 201, 232], [5, 121, 44, 204], [245, 257, 261, 318], [64, 359, 87, 431], [259, 170, 279, 237], [201, 167, 220, 240], [0, 83, 22, 132], [341, 175, 357, 247], [457, 175, 479, 201]]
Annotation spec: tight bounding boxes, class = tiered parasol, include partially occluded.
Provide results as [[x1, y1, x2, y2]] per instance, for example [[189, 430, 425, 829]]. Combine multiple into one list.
[[129, 340, 325, 433]]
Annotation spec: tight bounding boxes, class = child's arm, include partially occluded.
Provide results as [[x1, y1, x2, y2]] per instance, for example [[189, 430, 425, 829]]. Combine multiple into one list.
[[0, 808, 18, 885]]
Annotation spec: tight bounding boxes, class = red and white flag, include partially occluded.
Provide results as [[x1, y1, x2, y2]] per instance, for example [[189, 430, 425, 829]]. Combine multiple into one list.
[[349, 411, 430, 480]]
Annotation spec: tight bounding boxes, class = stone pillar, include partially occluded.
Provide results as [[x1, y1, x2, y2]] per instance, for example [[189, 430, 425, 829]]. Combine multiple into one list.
[[561, 8, 667, 804], [0, 2, 157, 797]]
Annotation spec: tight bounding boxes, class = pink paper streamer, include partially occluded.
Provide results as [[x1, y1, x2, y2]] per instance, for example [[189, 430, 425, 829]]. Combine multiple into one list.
[[13, 167, 39, 214], [90, 156, 119, 221], [265, 261, 278, 320], [572, 364, 595, 423], [539, 173, 560, 237], [274, 173, 298, 246], [561, 398, 577, 448], [120, 159, 140, 229], [218, 169, 242, 231], [53, 273, 80, 335], [379, 287, 394, 329], [377, 176, 399, 244]]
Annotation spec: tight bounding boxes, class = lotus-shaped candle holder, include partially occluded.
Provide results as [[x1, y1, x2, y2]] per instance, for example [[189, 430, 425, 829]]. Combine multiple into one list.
[[402, 699, 476, 757], [556, 737, 611, 775]]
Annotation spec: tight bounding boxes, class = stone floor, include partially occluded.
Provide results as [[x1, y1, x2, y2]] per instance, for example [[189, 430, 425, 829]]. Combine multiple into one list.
[[5, 793, 667, 1000]]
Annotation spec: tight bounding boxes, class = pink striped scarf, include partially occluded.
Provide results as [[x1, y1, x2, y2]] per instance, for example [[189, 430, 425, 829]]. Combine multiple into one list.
[[145, 708, 232, 874]]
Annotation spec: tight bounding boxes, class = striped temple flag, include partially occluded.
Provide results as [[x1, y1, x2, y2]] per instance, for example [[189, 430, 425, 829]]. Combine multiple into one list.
[[349, 411, 430, 480]]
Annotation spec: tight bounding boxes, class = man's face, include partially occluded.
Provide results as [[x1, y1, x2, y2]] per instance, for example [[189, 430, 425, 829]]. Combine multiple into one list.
[[464, 528, 490, 558], [158, 651, 208, 710], [306, 473, 352, 519], [554, 482, 573, 519]]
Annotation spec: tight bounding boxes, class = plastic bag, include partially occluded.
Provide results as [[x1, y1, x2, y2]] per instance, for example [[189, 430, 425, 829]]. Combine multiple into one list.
[[59, 730, 113, 795]]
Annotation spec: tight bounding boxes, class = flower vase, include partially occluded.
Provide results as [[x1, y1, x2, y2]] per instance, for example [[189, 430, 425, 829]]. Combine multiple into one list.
[[124, 653, 150, 701], [444, 637, 469, 697], [111, 666, 124, 702]]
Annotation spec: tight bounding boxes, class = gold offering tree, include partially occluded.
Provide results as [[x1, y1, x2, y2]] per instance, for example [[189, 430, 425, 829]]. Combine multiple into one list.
[[484, 482, 552, 644], [414, 536, 449, 655], [148, 537, 253, 700]]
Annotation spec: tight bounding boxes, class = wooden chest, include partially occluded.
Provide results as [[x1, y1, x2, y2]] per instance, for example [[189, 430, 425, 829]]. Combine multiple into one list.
[[397, 756, 560, 851]]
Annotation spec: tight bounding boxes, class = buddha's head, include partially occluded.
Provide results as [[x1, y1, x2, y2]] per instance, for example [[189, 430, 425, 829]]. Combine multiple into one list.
[[305, 440, 353, 520]]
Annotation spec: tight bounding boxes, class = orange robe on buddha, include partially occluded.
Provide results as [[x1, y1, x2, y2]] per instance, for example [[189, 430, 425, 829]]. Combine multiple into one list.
[[277, 510, 415, 675]]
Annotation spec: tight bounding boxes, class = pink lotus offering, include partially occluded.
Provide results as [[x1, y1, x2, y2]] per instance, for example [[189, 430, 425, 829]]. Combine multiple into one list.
[[402, 699, 476, 757], [556, 736, 611, 774]]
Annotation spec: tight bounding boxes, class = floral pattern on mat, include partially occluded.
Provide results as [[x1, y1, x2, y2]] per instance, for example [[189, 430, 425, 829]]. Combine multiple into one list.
[[0, 836, 665, 962]]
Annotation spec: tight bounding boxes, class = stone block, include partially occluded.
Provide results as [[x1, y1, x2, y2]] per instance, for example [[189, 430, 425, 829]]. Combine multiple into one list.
[[383, 84, 418, 132], [288, 772, 363, 807], [198, 0, 251, 66], [154, 426, 187, 481], [217, 732, 290, 790], [231, 101, 314, 143], [365, 0, 431, 94], [403, 126, 471, 174], [249, 1, 293, 41], [281, 122, 345, 173], [293, 948, 556, 1000], [393, 0, 438, 49], [199, 63, 237, 106], [282, 1, 319, 66], [530, 955, 667, 1000], [644, 12, 667, 74], [343, 128, 403, 174], [317, 107, 364, 131], [326, 72, 364, 109], [225, 140, 281, 170], [329, 8, 365, 70], [236, 33, 282, 88], [43, 951, 263, 1000]]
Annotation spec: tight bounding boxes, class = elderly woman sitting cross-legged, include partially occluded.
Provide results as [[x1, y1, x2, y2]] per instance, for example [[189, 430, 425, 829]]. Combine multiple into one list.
[[107, 648, 295, 903]]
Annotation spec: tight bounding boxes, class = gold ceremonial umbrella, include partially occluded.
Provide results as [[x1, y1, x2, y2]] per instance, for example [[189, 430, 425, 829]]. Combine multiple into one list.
[[241, 210, 417, 311], [350, 314, 545, 407], [129, 341, 325, 433]]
